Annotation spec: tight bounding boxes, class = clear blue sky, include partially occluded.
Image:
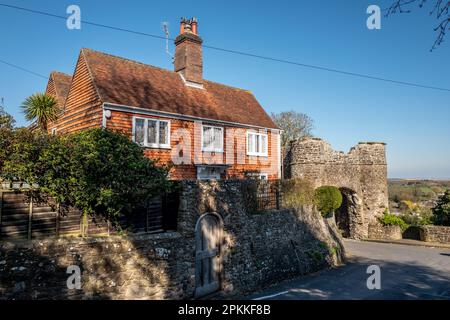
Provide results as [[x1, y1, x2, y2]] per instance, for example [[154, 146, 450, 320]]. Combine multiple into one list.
[[0, 0, 449, 179]]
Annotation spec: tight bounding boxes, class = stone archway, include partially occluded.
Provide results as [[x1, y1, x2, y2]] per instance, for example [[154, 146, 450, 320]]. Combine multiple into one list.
[[334, 188, 363, 239]]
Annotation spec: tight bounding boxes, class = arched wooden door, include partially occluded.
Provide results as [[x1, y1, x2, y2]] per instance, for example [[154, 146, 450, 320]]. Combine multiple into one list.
[[195, 213, 223, 298]]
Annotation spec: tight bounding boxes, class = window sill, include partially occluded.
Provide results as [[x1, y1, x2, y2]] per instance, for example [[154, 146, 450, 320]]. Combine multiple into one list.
[[247, 153, 269, 157], [202, 150, 224, 153], [140, 145, 171, 150]]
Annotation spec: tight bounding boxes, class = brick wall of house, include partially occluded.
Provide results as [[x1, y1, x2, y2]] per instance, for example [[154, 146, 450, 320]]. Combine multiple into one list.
[[105, 110, 280, 180]]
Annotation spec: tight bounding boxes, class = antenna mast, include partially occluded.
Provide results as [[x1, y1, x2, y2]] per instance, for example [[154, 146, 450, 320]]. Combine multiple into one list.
[[162, 22, 174, 63]]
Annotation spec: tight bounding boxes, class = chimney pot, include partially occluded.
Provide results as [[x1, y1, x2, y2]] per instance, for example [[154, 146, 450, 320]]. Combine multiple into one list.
[[191, 17, 198, 34], [174, 17, 203, 85], [180, 17, 186, 34]]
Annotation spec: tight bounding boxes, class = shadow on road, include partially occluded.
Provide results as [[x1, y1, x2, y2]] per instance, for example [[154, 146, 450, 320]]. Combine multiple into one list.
[[250, 242, 450, 300]]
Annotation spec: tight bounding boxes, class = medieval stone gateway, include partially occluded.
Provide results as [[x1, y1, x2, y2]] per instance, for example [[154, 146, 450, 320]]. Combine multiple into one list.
[[284, 137, 389, 239]]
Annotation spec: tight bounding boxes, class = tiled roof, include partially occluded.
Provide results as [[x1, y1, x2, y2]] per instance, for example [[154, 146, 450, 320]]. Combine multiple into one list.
[[81, 48, 278, 129], [50, 71, 72, 109]]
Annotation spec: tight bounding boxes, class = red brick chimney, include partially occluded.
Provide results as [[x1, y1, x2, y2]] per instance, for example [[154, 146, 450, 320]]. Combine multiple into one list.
[[174, 17, 203, 86]]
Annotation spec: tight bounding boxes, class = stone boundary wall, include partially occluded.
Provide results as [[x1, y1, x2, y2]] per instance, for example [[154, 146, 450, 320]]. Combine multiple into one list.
[[419, 226, 450, 244], [368, 224, 402, 241], [0, 180, 344, 300], [284, 137, 389, 239]]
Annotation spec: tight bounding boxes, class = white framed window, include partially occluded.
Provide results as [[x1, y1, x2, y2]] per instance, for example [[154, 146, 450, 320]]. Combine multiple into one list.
[[247, 131, 268, 156], [51, 128, 57, 135], [133, 117, 170, 149], [202, 125, 224, 152]]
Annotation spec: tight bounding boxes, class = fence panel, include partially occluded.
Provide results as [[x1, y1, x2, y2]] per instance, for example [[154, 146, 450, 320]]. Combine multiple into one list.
[[0, 189, 178, 241]]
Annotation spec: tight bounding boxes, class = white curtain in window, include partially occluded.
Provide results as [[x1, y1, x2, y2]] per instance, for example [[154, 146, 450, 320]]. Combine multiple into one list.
[[159, 121, 168, 145], [135, 119, 145, 145], [203, 126, 213, 150], [214, 127, 222, 150], [261, 135, 267, 154], [248, 132, 267, 155], [148, 120, 157, 144]]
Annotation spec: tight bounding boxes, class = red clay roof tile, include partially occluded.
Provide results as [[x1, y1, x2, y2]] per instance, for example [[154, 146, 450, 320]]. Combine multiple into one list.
[[81, 48, 278, 129]]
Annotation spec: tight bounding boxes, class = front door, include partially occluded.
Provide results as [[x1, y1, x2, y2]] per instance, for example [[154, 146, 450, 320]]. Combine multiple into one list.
[[195, 213, 223, 298]]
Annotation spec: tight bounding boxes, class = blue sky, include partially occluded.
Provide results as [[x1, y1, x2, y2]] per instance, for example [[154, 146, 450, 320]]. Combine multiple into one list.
[[0, 0, 449, 179]]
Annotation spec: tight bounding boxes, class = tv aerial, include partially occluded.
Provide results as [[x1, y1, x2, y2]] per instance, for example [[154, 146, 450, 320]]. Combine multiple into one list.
[[162, 21, 174, 63]]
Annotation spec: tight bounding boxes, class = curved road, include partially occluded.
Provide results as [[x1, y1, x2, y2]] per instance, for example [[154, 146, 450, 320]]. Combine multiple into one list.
[[250, 240, 450, 300]]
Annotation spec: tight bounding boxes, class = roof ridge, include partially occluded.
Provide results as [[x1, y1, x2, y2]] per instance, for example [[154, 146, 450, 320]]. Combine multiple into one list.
[[203, 79, 251, 93], [50, 71, 72, 78], [81, 48, 252, 93], [81, 48, 176, 75]]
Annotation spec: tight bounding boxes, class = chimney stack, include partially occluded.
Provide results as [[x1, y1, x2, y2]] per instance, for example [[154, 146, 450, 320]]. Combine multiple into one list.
[[174, 17, 203, 86]]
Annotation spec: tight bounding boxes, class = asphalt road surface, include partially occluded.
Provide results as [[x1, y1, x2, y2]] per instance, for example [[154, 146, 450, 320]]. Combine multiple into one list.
[[249, 240, 450, 300]]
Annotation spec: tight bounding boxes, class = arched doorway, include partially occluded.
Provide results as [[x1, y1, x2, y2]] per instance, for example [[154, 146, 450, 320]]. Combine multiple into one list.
[[334, 188, 362, 239], [195, 213, 223, 298]]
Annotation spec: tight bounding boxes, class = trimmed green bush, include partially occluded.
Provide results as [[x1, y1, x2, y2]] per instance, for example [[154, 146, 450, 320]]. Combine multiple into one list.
[[379, 212, 409, 231], [314, 186, 343, 216]]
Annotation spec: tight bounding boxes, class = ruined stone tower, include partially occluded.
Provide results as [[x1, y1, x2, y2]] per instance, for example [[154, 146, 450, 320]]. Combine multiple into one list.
[[284, 137, 389, 239]]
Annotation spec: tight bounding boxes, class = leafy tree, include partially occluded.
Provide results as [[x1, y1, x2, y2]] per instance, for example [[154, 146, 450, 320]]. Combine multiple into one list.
[[1, 128, 49, 184], [0, 106, 16, 172], [386, 0, 449, 50], [432, 190, 450, 226], [36, 128, 171, 235], [21, 93, 59, 132], [0, 105, 15, 129], [314, 186, 343, 217], [1, 128, 171, 236], [271, 111, 314, 147]]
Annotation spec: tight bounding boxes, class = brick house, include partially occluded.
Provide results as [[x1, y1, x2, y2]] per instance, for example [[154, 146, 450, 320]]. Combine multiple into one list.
[[45, 18, 281, 180]]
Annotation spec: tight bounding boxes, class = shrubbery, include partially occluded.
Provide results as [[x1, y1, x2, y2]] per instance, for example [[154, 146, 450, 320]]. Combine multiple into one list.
[[379, 211, 409, 231], [281, 179, 315, 208], [0, 128, 171, 234], [314, 186, 343, 217], [432, 190, 450, 226]]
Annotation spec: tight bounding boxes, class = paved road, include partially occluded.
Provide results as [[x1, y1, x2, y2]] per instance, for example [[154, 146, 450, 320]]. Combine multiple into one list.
[[249, 240, 450, 300]]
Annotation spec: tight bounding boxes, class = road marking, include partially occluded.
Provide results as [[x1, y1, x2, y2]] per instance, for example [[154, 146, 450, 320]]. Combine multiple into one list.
[[253, 290, 290, 300]]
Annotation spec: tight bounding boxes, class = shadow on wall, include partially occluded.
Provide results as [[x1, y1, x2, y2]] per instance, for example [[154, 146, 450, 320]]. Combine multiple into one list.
[[0, 180, 347, 300], [190, 181, 346, 297], [0, 232, 195, 300], [335, 188, 363, 240]]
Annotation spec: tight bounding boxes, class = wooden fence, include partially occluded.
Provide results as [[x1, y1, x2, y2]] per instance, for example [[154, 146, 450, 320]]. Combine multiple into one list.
[[0, 189, 179, 241]]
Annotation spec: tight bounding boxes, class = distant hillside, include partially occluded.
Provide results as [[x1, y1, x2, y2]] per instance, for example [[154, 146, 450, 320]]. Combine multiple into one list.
[[388, 179, 450, 209]]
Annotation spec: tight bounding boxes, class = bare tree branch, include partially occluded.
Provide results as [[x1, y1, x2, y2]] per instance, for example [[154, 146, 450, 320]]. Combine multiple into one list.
[[385, 0, 450, 50]]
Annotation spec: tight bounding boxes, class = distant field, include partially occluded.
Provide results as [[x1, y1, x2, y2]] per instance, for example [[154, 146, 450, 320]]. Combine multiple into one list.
[[388, 179, 450, 205]]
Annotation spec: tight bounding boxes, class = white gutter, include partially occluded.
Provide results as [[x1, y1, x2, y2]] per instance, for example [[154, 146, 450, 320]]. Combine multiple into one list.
[[102, 102, 281, 133]]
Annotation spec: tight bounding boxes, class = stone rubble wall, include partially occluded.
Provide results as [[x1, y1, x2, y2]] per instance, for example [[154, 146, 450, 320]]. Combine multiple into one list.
[[419, 226, 450, 244], [284, 137, 389, 239], [0, 180, 344, 300], [368, 224, 402, 241]]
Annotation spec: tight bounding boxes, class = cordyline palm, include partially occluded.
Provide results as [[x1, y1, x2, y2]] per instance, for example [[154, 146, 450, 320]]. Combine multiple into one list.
[[21, 93, 59, 132]]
